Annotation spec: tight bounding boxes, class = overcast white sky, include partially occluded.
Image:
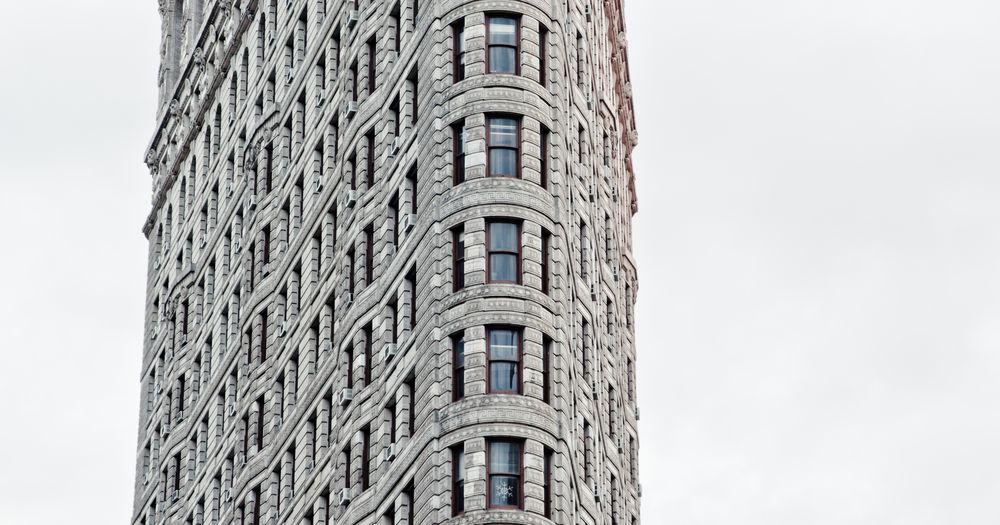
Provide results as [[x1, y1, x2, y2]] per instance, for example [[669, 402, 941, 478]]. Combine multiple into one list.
[[1, 0, 999, 523]]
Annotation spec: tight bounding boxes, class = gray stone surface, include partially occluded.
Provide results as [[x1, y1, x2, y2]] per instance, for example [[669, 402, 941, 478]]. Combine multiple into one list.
[[134, 1, 640, 524]]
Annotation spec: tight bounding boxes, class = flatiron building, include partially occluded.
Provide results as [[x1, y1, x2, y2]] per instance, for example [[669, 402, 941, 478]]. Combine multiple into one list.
[[134, 1, 640, 524]]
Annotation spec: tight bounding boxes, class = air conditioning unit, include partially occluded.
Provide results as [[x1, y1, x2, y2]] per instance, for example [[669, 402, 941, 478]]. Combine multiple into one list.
[[266, 30, 275, 43], [228, 111, 236, 124], [236, 453, 246, 468], [162, 422, 171, 435], [226, 403, 236, 417], [284, 68, 294, 85], [223, 488, 233, 502], [344, 293, 354, 307], [382, 343, 398, 362], [199, 236, 207, 249], [276, 320, 287, 337], [306, 459, 316, 472], [233, 237, 242, 251], [155, 381, 163, 394], [382, 443, 398, 462], [345, 9, 359, 28], [345, 189, 358, 208], [143, 470, 150, 485], [153, 257, 162, 270], [343, 100, 358, 118], [385, 244, 397, 259], [247, 194, 257, 210], [316, 88, 328, 107], [338, 487, 353, 506], [338, 387, 354, 406], [403, 213, 417, 233], [388, 136, 401, 157], [321, 340, 333, 354], [170, 489, 179, 502], [313, 176, 323, 194], [226, 184, 236, 197], [261, 262, 271, 277], [179, 332, 189, 346]]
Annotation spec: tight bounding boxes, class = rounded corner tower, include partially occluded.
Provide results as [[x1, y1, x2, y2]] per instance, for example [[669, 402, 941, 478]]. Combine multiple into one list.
[[134, 1, 641, 524]]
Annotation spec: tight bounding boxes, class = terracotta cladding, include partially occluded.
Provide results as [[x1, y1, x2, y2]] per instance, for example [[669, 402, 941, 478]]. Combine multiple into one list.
[[135, 1, 640, 524]]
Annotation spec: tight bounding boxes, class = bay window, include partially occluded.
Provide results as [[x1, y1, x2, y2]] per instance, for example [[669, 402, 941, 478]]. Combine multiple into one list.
[[487, 221, 520, 283], [487, 440, 522, 508], [488, 327, 520, 394], [486, 15, 519, 74], [487, 116, 519, 178]]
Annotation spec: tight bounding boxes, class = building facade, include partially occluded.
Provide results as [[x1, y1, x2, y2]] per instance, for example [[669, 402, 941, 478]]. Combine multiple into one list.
[[134, 1, 640, 524]]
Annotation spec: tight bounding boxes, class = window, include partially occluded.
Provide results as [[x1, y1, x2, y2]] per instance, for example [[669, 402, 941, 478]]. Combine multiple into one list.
[[539, 27, 548, 86], [542, 335, 552, 404], [452, 226, 465, 291], [361, 423, 371, 490], [540, 126, 549, 189], [452, 334, 465, 401], [363, 325, 373, 385], [544, 447, 554, 518], [487, 440, 522, 508], [364, 223, 374, 286], [452, 20, 466, 82], [452, 121, 466, 184], [488, 327, 520, 394], [487, 15, 519, 74], [541, 230, 551, 294], [487, 116, 519, 178], [451, 445, 465, 515], [366, 37, 377, 95], [487, 221, 520, 283]]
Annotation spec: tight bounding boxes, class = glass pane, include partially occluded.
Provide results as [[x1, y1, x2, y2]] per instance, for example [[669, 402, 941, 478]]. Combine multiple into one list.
[[489, 47, 517, 73], [488, 17, 517, 45], [490, 475, 520, 506], [490, 253, 517, 282], [489, 223, 517, 251], [490, 330, 518, 359], [489, 149, 516, 177], [489, 118, 518, 147], [456, 339, 465, 366], [490, 362, 518, 392], [490, 442, 520, 473]]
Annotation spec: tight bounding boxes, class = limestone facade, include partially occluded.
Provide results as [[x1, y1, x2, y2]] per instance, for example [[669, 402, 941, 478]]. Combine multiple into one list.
[[134, 1, 640, 524]]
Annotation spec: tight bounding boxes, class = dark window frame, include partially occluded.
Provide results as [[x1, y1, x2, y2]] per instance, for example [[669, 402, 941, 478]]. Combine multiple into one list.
[[486, 220, 521, 284], [452, 226, 466, 291], [452, 334, 465, 401], [487, 326, 522, 395], [486, 439, 524, 510], [486, 115, 522, 178], [486, 14, 521, 75]]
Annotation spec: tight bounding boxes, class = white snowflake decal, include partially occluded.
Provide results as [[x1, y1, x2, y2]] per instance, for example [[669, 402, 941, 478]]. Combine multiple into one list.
[[496, 480, 515, 499]]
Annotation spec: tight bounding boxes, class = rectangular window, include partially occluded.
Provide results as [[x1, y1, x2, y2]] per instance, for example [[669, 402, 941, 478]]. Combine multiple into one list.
[[452, 20, 466, 82], [487, 440, 522, 508], [487, 116, 520, 178], [544, 447, 553, 518], [539, 27, 548, 86], [452, 121, 466, 184], [348, 247, 356, 296], [487, 221, 520, 283], [452, 226, 466, 291], [488, 327, 521, 394], [365, 129, 376, 188], [487, 15, 519, 74], [362, 424, 371, 490], [541, 230, 550, 294], [451, 445, 465, 515], [452, 334, 465, 401], [542, 335, 552, 404], [540, 126, 549, 189], [363, 326, 372, 385], [367, 37, 377, 95], [364, 223, 374, 286]]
